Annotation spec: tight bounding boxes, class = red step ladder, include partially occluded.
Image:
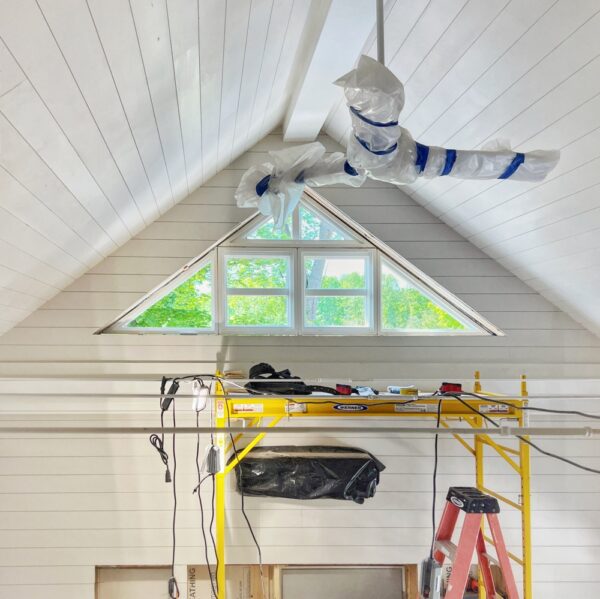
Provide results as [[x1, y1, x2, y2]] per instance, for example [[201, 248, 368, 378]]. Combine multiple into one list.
[[433, 487, 520, 599]]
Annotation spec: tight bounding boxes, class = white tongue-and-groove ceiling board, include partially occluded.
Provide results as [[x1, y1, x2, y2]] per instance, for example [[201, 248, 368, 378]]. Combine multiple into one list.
[[2, 0, 600, 339], [324, 0, 600, 337], [0, 0, 313, 336]]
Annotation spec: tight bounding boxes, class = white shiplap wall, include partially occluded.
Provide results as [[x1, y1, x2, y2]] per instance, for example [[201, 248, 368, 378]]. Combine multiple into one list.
[[1, 135, 599, 598]]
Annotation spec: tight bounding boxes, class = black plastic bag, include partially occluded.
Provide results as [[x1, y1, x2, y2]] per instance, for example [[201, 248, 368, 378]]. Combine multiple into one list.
[[244, 363, 340, 396], [231, 446, 385, 504]]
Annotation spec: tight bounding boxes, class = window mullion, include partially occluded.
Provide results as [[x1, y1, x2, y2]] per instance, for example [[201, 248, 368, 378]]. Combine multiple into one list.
[[293, 206, 300, 240], [226, 288, 290, 297], [304, 288, 368, 297]]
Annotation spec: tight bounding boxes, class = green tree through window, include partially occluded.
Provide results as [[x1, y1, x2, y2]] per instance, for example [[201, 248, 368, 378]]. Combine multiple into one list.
[[381, 263, 464, 331], [128, 263, 213, 329]]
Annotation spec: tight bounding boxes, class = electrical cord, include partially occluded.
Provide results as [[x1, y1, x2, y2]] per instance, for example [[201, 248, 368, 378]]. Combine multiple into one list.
[[207, 380, 219, 593], [225, 400, 267, 599], [209, 473, 218, 589], [169, 391, 179, 598], [430, 398, 442, 559], [149, 413, 171, 482], [445, 393, 600, 475], [461, 391, 600, 420], [150, 378, 172, 483], [194, 411, 218, 598], [153, 377, 180, 599]]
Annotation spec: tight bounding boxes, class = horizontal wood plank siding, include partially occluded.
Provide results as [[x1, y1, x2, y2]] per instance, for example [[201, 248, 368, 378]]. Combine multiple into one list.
[[0, 136, 599, 598]]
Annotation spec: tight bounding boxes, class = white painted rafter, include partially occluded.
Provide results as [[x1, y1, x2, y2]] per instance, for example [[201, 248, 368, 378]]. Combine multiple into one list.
[[283, 0, 376, 142]]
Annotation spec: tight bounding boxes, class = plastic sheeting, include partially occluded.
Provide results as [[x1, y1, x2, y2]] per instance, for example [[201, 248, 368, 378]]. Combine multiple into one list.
[[231, 446, 385, 504], [235, 143, 365, 230], [336, 55, 560, 184], [235, 54, 559, 226]]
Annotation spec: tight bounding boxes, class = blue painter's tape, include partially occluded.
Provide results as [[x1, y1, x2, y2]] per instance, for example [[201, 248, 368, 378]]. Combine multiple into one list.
[[441, 149, 457, 176], [355, 135, 398, 155], [498, 152, 525, 179], [344, 160, 359, 176], [350, 106, 398, 128], [415, 142, 430, 173], [255, 174, 271, 196]]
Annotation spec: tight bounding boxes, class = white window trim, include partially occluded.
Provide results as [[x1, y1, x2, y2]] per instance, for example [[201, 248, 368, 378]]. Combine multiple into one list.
[[218, 247, 296, 335], [300, 249, 376, 336]]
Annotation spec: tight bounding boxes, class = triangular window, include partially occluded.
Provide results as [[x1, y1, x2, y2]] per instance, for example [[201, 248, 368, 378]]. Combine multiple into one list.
[[380, 258, 474, 333], [299, 203, 352, 241], [246, 214, 293, 241], [99, 191, 501, 337], [242, 199, 358, 243], [125, 259, 215, 332]]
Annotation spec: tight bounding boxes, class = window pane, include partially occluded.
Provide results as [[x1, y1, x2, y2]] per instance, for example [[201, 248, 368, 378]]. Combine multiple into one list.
[[300, 205, 350, 241], [381, 263, 465, 330], [226, 257, 289, 288], [227, 295, 289, 327], [305, 256, 366, 289], [304, 296, 367, 327], [128, 264, 212, 329], [247, 215, 293, 240]]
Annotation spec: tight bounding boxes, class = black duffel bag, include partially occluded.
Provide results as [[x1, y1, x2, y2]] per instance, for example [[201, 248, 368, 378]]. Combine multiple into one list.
[[244, 363, 340, 396], [231, 446, 385, 504]]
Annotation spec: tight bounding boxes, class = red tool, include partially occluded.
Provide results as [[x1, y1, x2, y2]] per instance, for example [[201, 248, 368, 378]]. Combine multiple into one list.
[[433, 487, 520, 599], [439, 382, 462, 394], [336, 384, 353, 395]]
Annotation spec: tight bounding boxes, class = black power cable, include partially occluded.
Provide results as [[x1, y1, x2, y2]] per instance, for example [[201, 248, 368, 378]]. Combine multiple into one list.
[[209, 473, 218, 590], [149, 421, 171, 483], [430, 398, 443, 559], [194, 411, 218, 598], [168, 389, 179, 598], [445, 393, 600, 475], [171, 395, 179, 597], [224, 400, 267, 598], [150, 377, 174, 483], [462, 390, 600, 420]]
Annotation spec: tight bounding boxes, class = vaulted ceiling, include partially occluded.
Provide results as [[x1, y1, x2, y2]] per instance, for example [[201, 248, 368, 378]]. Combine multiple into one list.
[[1, 0, 600, 337]]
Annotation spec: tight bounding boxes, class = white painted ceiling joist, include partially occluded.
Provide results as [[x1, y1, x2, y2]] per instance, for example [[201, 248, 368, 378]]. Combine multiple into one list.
[[283, 0, 376, 142]]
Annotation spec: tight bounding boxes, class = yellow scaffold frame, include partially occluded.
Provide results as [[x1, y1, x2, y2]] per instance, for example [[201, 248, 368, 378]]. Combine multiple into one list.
[[213, 372, 532, 599]]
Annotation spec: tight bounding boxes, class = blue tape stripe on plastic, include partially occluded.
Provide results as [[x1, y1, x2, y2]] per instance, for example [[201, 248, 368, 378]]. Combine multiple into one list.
[[498, 152, 525, 179], [350, 106, 398, 128], [441, 149, 457, 176], [344, 160, 359, 176], [355, 135, 398, 155], [415, 142, 430, 173], [255, 174, 271, 196], [294, 170, 305, 184]]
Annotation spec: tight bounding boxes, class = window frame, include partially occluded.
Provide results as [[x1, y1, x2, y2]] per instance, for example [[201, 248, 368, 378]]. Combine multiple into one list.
[[99, 191, 501, 337], [300, 248, 376, 336], [218, 247, 296, 335]]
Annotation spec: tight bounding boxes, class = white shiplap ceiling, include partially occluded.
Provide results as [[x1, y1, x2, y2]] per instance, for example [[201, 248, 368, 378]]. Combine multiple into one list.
[[324, 0, 600, 338], [0, 0, 313, 335], [1, 0, 600, 338]]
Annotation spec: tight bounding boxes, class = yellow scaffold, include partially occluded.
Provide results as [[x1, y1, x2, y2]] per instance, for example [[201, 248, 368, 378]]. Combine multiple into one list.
[[212, 372, 532, 599]]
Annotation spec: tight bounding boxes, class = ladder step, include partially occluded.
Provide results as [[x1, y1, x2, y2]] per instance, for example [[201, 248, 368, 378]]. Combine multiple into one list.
[[434, 540, 457, 561], [481, 552, 499, 567]]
